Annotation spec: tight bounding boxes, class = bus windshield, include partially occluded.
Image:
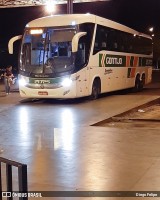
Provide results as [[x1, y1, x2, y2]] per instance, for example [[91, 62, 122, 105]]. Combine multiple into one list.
[[20, 27, 77, 76]]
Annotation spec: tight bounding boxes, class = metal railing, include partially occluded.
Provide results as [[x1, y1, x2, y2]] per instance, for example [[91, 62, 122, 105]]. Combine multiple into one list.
[[0, 157, 28, 200]]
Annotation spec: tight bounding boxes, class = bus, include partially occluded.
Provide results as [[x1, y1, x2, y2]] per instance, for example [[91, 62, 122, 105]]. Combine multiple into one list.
[[8, 14, 153, 99]]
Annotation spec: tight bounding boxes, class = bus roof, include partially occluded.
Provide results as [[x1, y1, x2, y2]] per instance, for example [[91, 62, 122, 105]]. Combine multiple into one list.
[[26, 14, 151, 39]]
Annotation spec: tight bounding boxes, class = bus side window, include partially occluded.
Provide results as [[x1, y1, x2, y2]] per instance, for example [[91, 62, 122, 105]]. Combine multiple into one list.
[[94, 42, 99, 49], [93, 26, 107, 53], [107, 31, 114, 51], [101, 42, 107, 49], [22, 43, 31, 66], [93, 41, 100, 54], [113, 42, 118, 50], [100, 28, 107, 50], [75, 37, 86, 69]]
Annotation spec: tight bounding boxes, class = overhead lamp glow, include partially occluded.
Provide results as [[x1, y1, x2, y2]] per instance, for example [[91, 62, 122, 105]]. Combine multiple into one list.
[[149, 27, 154, 32], [45, 0, 55, 15]]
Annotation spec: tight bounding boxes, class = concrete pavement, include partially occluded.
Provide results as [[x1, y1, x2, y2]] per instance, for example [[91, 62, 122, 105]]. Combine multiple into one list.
[[1, 76, 160, 199]]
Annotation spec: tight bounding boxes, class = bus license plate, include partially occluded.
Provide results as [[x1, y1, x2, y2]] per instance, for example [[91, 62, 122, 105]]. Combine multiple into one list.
[[38, 91, 48, 95]]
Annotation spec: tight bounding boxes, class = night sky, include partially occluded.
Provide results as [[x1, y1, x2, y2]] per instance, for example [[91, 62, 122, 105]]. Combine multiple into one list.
[[0, 0, 159, 68]]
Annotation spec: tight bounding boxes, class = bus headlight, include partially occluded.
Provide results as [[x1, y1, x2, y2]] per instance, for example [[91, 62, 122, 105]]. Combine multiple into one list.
[[61, 78, 72, 87], [19, 78, 27, 86]]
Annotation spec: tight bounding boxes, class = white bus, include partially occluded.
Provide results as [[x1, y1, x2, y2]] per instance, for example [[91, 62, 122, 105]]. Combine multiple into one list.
[[9, 14, 153, 99]]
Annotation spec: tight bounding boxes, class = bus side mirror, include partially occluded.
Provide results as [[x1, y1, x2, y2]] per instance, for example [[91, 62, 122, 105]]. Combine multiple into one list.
[[72, 32, 87, 53], [8, 35, 22, 54]]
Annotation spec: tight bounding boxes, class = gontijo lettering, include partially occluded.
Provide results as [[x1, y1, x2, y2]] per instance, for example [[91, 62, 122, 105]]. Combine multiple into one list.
[[105, 57, 123, 65], [99, 54, 126, 67]]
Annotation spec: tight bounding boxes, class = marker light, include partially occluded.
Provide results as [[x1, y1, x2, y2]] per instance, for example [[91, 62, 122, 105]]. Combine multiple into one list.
[[30, 29, 43, 35], [61, 78, 72, 87], [71, 21, 76, 26]]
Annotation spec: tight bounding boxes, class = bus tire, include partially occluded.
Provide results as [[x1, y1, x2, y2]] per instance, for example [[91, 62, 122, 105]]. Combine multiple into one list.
[[90, 78, 101, 100], [133, 75, 141, 92], [140, 74, 145, 90]]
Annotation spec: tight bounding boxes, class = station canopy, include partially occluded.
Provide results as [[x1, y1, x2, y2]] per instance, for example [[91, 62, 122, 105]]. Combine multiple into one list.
[[0, 0, 110, 8]]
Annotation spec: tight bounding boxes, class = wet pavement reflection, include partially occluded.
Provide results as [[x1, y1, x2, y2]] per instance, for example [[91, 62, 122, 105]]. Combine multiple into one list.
[[1, 83, 160, 199]]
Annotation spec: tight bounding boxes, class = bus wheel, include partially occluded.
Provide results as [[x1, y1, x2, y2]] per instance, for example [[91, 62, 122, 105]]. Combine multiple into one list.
[[140, 74, 145, 90], [133, 76, 141, 92], [90, 79, 101, 100]]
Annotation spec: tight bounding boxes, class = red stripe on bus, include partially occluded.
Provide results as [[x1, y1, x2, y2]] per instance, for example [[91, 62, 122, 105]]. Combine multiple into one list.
[[126, 56, 131, 67], [133, 57, 138, 67], [130, 68, 136, 78]]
